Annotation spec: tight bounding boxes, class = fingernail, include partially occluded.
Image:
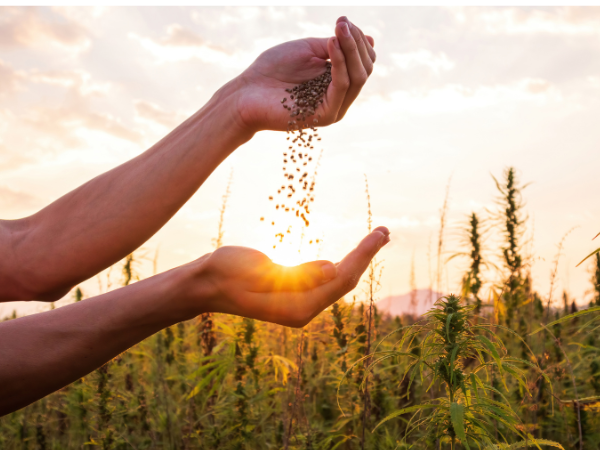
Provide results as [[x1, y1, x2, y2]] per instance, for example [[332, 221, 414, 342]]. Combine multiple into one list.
[[379, 234, 390, 247], [333, 37, 340, 49], [340, 22, 351, 38], [321, 263, 336, 282]]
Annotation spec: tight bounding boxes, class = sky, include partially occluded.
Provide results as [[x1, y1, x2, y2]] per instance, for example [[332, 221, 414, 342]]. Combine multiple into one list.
[[1, 6, 600, 318]]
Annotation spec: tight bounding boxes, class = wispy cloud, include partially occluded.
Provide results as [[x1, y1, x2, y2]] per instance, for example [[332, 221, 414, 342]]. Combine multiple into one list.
[[21, 104, 142, 148], [0, 6, 90, 51], [453, 6, 600, 36], [0, 185, 40, 211], [353, 78, 561, 119], [129, 24, 246, 66], [0, 59, 22, 96], [392, 50, 455, 75], [134, 100, 186, 129]]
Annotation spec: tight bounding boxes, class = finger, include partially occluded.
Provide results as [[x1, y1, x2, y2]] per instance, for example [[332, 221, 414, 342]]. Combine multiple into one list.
[[251, 260, 337, 293], [298, 227, 391, 324], [337, 226, 390, 279], [334, 21, 369, 121], [355, 27, 376, 63], [338, 17, 374, 74], [325, 35, 349, 123]]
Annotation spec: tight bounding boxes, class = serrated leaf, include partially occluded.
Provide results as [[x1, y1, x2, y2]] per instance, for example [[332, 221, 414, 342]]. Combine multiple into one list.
[[372, 404, 436, 432], [450, 402, 470, 450], [529, 306, 600, 335]]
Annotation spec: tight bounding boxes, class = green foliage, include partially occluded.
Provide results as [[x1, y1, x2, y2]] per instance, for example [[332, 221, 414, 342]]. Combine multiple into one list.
[[2, 170, 600, 449], [368, 295, 563, 449]]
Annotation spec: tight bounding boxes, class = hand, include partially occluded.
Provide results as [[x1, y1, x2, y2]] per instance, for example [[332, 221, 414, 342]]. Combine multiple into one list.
[[233, 16, 376, 133], [182, 226, 390, 327]]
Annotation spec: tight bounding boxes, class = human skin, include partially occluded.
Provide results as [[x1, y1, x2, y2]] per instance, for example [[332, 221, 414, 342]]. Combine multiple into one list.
[[0, 17, 386, 416]]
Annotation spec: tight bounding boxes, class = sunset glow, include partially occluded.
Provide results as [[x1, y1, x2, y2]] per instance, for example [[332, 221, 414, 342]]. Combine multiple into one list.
[[1, 6, 600, 318]]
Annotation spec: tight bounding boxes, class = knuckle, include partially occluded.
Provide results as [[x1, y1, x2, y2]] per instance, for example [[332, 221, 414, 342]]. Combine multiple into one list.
[[355, 71, 368, 85], [341, 274, 359, 292], [337, 77, 350, 91], [346, 37, 358, 52], [354, 32, 365, 48]]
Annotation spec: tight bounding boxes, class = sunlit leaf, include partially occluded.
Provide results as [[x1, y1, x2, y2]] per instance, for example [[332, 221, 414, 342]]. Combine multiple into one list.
[[372, 404, 437, 432], [529, 306, 600, 335], [450, 402, 470, 450]]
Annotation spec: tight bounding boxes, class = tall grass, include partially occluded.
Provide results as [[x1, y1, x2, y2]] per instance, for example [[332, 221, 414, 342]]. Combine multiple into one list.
[[2, 167, 600, 449]]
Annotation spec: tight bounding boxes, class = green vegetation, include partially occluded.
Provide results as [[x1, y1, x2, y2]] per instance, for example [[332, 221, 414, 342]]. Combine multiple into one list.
[[2, 167, 599, 449]]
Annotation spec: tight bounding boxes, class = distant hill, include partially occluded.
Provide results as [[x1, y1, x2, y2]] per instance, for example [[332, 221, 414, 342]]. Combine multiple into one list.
[[376, 289, 447, 318]]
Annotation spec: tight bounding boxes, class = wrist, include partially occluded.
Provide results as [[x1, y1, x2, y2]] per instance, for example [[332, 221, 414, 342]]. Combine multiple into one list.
[[202, 75, 257, 143], [167, 255, 217, 321]]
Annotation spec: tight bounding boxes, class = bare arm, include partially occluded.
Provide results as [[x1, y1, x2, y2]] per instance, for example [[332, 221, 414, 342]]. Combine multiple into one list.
[[0, 227, 390, 416], [0, 17, 376, 302]]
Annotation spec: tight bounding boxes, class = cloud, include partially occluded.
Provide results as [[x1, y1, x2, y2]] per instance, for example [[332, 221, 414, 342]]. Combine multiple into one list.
[[51, 6, 108, 28], [21, 105, 142, 148], [0, 6, 90, 51], [588, 76, 600, 89], [353, 78, 561, 119], [0, 185, 40, 211], [159, 24, 206, 47], [129, 24, 246, 66], [0, 58, 22, 96], [392, 50, 455, 75], [0, 141, 33, 173], [25, 69, 111, 96], [453, 6, 600, 36], [216, 7, 262, 25], [134, 100, 186, 129]]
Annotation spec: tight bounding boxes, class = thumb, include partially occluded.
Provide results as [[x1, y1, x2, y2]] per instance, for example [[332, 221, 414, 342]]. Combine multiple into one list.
[[335, 226, 390, 290], [254, 259, 338, 293], [279, 260, 337, 291]]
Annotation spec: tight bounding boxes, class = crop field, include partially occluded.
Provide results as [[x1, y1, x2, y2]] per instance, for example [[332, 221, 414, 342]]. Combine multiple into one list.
[[2, 167, 600, 450]]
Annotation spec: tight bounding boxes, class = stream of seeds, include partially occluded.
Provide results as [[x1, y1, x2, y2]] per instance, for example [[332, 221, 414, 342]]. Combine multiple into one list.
[[261, 62, 332, 249]]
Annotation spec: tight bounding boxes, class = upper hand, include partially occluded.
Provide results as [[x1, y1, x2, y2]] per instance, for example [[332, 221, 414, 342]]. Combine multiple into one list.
[[232, 16, 376, 133], [181, 226, 390, 327]]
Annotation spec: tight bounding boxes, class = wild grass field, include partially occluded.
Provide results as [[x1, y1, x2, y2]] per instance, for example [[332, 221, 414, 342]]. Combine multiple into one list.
[[2, 167, 600, 450]]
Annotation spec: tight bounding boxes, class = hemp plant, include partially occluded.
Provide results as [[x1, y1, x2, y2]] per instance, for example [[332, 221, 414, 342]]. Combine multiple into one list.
[[450, 213, 487, 314], [493, 167, 529, 326], [359, 295, 563, 449]]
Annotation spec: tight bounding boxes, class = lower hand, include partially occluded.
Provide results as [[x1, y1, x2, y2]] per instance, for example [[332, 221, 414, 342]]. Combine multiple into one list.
[[179, 226, 390, 327]]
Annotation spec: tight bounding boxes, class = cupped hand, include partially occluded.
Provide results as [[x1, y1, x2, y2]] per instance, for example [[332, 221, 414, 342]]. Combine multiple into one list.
[[233, 16, 376, 133], [185, 226, 389, 327]]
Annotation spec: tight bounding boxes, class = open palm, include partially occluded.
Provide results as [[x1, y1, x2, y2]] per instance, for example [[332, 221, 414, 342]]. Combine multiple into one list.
[[193, 226, 390, 327]]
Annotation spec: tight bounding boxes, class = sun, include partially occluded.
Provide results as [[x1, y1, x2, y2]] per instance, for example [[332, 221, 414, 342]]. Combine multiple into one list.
[[255, 223, 323, 267]]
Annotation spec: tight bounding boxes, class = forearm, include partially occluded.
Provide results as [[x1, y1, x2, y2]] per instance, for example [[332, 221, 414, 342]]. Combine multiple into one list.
[[1, 79, 252, 301], [0, 264, 203, 416]]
